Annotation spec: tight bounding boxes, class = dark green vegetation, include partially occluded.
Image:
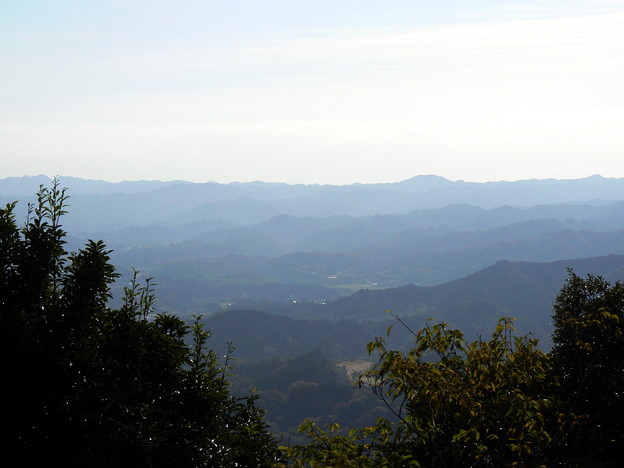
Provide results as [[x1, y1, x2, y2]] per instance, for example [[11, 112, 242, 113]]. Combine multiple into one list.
[[229, 349, 391, 442], [0, 182, 279, 467], [551, 274, 624, 465], [281, 275, 624, 467]]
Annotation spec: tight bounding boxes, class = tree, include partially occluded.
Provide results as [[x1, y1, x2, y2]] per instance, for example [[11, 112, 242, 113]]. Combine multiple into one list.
[[551, 272, 624, 467], [0, 180, 279, 467], [283, 272, 624, 467], [281, 316, 564, 467]]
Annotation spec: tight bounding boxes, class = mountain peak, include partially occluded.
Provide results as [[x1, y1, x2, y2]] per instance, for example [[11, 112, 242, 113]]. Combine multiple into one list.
[[392, 175, 453, 192]]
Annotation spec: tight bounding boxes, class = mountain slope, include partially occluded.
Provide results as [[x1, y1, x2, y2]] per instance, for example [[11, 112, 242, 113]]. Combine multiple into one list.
[[238, 254, 624, 345]]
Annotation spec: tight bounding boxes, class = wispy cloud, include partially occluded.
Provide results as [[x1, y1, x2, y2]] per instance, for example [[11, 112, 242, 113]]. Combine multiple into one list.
[[1, 4, 623, 183]]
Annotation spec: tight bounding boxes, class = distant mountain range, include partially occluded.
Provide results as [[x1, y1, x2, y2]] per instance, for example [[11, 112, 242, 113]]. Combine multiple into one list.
[[5, 174, 624, 335], [2, 174, 624, 234]]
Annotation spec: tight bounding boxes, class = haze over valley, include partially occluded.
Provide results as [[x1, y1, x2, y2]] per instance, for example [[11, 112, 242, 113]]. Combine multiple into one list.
[[3, 173, 624, 350]]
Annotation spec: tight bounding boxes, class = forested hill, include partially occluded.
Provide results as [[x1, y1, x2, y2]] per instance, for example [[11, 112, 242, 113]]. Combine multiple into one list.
[[222, 254, 624, 352], [317, 253, 624, 321]]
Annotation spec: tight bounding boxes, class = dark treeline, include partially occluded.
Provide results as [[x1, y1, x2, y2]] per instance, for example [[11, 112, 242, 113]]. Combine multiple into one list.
[[0, 182, 279, 467]]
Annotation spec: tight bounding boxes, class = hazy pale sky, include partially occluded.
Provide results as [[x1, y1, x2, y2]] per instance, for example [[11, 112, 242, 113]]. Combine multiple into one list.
[[1, 0, 623, 184]]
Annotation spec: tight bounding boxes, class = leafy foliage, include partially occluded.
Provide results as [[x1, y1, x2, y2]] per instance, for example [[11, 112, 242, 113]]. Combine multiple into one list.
[[280, 420, 408, 468], [281, 316, 562, 467], [282, 271, 624, 467], [230, 349, 390, 441], [551, 272, 624, 466], [365, 318, 559, 466], [0, 180, 279, 467]]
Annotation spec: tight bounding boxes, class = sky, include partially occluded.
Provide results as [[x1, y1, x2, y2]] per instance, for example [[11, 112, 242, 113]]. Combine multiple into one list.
[[1, 0, 623, 185]]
